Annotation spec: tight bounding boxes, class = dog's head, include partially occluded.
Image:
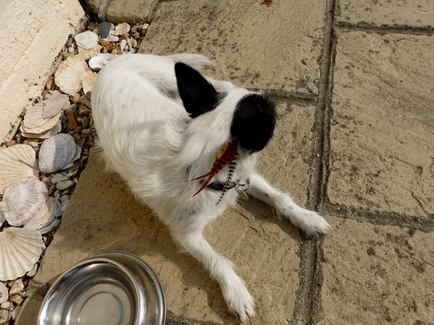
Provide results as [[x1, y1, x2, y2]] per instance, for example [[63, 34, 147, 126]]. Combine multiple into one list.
[[175, 62, 276, 153]]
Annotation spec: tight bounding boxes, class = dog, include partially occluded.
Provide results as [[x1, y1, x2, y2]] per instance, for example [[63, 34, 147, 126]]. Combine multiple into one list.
[[91, 53, 331, 322]]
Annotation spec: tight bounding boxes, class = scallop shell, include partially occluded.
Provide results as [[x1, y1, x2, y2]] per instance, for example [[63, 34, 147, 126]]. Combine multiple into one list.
[[0, 227, 45, 281], [0, 282, 8, 303], [83, 72, 97, 95], [21, 120, 62, 139], [75, 44, 102, 60], [42, 91, 70, 119], [55, 57, 92, 95], [74, 30, 99, 50], [0, 176, 48, 226], [38, 217, 61, 235], [89, 53, 117, 70], [112, 22, 130, 36], [21, 102, 62, 135], [24, 197, 59, 234], [23, 103, 46, 129], [38, 134, 81, 173], [0, 144, 39, 193]]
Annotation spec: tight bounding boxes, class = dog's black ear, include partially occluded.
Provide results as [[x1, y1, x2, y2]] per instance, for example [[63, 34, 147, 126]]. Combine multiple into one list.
[[231, 94, 276, 152], [175, 62, 218, 118]]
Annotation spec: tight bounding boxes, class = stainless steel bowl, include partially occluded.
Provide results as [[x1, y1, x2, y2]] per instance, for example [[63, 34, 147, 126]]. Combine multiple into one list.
[[38, 251, 165, 325]]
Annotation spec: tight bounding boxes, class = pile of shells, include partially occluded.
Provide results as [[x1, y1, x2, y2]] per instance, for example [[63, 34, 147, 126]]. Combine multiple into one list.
[[0, 18, 148, 323]]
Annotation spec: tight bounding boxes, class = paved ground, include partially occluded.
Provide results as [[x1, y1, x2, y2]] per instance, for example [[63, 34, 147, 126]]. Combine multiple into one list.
[[28, 0, 434, 324]]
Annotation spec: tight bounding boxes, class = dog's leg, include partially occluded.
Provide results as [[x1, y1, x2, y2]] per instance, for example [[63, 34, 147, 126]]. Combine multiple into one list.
[[172, 229, 255, 323], [246, 173, 331, 235]]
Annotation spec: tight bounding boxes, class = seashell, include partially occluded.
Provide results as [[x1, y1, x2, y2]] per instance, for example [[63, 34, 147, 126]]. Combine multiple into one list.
[[88, 53, 117, 70], [42, 91, 70, 119], [21, 120, 62, 139], [37, 217, 61, 235], [23, 103, 47, 129], [102, 34, 119, 42], [24, 197, 59, 234], [112, 22, 130, 36], [0, 282, 8, 303], [21, 103, 62, 136], [38, 134, 81, 173], [75, 44, 102, 60], [120, 39, 127, 51], [74, 31, 99, 50], [82, 72, 97, 95], [0, 176, 48, 226], [0, 144, 39, 193], [55, 57, 92, 95], [0, 227, 45, 281]]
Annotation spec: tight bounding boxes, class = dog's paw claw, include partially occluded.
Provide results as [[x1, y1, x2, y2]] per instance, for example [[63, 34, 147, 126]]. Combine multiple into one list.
[[223, 277, 255, 323], [293, 209, 331, 237], [233, 302, 255, 323]]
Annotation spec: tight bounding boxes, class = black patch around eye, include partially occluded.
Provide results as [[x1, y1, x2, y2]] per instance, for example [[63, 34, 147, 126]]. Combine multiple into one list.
[[230, 94, 276, 152]]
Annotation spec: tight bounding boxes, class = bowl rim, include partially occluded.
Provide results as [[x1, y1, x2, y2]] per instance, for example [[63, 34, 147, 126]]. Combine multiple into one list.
[[38, 250, 166, 325]]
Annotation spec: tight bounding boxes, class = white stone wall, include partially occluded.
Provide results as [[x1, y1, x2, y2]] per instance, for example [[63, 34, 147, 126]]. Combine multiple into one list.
[[0, 0, 84, 144]]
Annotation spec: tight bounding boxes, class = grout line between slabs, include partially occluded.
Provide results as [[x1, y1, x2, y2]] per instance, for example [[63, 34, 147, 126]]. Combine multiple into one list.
[[320, 203, 434, 233], [291, 0, 336, 324], [334, 21, 434, 36]]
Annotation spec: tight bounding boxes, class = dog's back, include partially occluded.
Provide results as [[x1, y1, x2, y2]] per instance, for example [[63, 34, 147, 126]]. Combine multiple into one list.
[[92, 54, 211, 149], [92, 55, 211, 199]]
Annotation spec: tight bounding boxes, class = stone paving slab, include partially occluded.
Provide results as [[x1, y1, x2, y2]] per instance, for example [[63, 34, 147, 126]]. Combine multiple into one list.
[[139, 0, 327, 96], [35, 103, 316, 324], [336, 0, 434, 28], [0, 0, 84, 144], [319, 215, 434, 324], [327, 31, 434, 217]]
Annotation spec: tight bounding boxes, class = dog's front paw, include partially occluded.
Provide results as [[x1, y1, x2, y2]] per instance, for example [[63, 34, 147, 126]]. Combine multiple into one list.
[[222, 275, 255, 323], [289, 208, 331, 236]]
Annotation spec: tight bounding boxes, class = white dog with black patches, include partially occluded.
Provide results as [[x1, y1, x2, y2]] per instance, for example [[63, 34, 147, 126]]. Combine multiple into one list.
[[92, 53, 331, 322]]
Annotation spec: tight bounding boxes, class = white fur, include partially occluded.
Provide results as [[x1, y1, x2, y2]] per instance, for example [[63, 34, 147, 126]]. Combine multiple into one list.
[[92, 54, 331, 322]]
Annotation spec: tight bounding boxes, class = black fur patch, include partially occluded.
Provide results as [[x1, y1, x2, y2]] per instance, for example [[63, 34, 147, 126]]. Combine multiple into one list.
[[175, 62, 219, 118], [231, 94, 276, 152]]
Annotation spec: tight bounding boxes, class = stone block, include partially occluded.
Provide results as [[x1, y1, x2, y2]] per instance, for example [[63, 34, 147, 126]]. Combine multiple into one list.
[[106, 0, 158, 24], [35, 102, 317, 323], [85, 0, 158, 23], [0, 0, 84, 144], [327, 31, 434, 217], [336, 0, 434, 28], [139, 0, 327, 96], [319, 216, 434, 324]]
